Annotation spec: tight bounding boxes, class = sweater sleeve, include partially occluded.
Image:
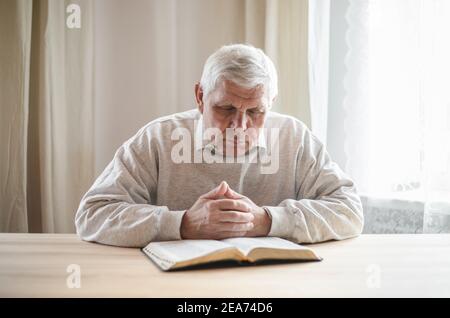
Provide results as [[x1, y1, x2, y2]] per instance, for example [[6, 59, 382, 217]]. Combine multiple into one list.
[[75, 128, 186, 247], [263, 129, 364, 244]]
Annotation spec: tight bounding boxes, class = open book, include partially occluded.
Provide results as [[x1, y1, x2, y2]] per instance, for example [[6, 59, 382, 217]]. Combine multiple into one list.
[[142, 237, 322, 271]]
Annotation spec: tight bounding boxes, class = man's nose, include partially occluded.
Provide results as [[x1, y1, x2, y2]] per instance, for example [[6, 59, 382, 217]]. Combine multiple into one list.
[[232, 111, 247, 130]]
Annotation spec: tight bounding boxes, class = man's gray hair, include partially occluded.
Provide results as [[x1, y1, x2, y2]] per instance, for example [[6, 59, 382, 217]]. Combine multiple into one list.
[[200, 44, 278, 105]]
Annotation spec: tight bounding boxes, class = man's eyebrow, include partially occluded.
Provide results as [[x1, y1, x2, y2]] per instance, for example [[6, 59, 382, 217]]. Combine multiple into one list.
[[217, 104, 266, 111], [216, 103, 236, 108]]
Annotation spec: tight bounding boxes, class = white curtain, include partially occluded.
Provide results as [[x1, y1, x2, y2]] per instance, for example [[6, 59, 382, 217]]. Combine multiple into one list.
[[1, 0, 94, 233], [0, 0, 33, 232], [326, 0, 450, 233], [1, 0, 313, 233], [308, 0, 330, 145], [263, 0, 312, 127]]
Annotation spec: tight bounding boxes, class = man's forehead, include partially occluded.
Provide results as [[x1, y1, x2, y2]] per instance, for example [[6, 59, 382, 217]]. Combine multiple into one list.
[[213, 80, 268, 108], [222, 80, 265, 99]]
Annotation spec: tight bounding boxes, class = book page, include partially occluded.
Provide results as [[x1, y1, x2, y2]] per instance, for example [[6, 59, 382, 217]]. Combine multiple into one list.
[[143, 239, 233, 264], [222, 237, 312, 256]]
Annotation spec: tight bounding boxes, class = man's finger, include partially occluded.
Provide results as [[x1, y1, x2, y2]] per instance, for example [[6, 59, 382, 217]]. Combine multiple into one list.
[[223, 185, 244, 199], [201, 181, 229, 200], [210, 199, 250, 212], [214, 222, 254, 232], [214, 211, 254, 223]]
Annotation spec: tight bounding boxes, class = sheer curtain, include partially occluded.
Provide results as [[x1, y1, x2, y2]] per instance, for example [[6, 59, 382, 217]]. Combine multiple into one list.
[[308, 0, 330, 145], [328, 0, 450, 233]]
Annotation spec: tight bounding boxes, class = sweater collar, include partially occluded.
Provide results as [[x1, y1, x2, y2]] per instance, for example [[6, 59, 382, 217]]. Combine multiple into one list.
[[194, 115, 267, 153]]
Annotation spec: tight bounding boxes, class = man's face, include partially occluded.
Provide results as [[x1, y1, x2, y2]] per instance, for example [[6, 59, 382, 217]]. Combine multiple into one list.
[[196, 80, 269, 157]]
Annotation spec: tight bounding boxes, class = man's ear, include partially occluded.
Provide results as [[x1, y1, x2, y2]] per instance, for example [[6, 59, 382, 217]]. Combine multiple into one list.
[[195, 83, 204, 114]]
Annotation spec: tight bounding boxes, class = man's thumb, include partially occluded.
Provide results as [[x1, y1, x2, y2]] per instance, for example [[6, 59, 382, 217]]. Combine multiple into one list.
[[202, 181, 229, 199]]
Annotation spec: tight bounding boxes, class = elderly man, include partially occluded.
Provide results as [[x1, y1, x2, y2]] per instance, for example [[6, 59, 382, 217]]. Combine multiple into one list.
[[76, 44, 363, 247]]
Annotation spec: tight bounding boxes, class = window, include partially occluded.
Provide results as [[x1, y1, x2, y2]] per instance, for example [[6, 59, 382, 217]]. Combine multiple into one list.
[[336, 0, 450, 203]]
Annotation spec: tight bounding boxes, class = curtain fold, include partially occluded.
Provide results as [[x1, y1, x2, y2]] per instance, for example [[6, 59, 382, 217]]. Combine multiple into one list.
[[308, 0, 330, 145], [1, 0, 94, 233], [261, 0, 312, 128], [0, 0, 33, 232], [342, 0, 371, 192], [40, 0, 94, 233]]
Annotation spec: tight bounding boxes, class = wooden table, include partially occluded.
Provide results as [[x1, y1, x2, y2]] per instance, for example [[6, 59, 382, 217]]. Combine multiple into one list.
[[0, 233, 449, 297]]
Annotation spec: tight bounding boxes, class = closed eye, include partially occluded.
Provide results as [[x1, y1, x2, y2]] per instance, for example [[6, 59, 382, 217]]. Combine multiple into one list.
[[248, 108, 264, 114], [216, 105, 236, 112]]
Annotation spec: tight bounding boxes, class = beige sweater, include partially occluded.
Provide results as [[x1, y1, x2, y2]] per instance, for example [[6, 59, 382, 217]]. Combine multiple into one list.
[[76, 109, 364, 247]]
